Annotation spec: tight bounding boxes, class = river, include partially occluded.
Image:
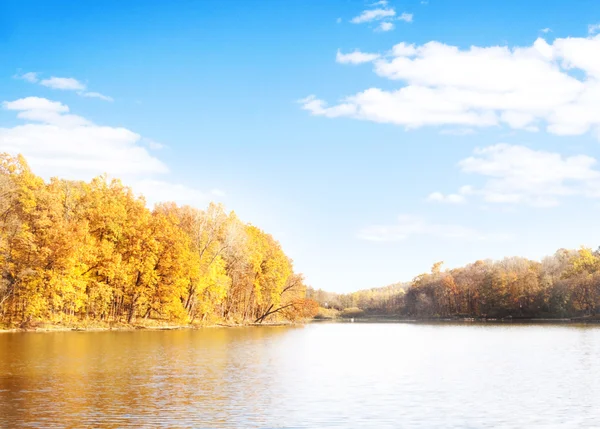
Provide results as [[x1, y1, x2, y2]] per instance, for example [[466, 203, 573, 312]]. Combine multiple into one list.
[[1, 323, 599, 428]]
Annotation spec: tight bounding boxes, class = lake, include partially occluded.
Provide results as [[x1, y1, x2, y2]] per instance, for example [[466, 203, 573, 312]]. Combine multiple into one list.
[[1, 323, 599, 428]]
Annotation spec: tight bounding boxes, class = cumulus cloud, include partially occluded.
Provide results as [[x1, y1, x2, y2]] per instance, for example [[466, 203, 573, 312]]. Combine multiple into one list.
[[436, 144, 600, 207], [4, 97, 89, 127], [358, 214, 512, 242], [301, 35, 600, 138], [0, 97, 220, 206], [589, 23, 600, 35], [336, 49, 380, 64], [1, 97, 163, 177], [4, 97, 67, 113]]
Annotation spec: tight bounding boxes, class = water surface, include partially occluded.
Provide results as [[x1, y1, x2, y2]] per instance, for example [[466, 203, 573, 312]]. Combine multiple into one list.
[[1, 323, 599, 428]]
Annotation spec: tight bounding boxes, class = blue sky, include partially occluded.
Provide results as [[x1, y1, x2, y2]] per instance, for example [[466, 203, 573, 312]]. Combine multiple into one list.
[[2, 0, 600, 293]]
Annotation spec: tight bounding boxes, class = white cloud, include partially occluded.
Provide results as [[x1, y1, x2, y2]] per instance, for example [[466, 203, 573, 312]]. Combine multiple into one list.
[[541, 28, 552, 33], [438, 144, 600, 207], [391, 42, 418, 56], [398, 12, 413, 23], [0, 97, 220, 206], [358, 214, 511, 242], [351, 8, 395, 24], [336, 49, 380, 64], [427, 191, 466, 204], [1, 97, 162, 177], [40, 77, 86, 91], [301, 86, 499, 127], [589, 23, 600, 35], [349, 6, 412, 32], [17, 72, 113, 102], [4, 97, 67, 113], [301, 35, 600, 138], [15, 72, 39, 83], [377, 22, 394, 32], [3, 96, 88, 128], [79, 91, 114, 102]]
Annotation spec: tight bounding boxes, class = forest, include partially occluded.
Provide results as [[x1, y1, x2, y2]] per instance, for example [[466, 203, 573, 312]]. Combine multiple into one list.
[[4, 153, 600, 328], [0, 154, 318, 327], [310, 248, 600, 320]]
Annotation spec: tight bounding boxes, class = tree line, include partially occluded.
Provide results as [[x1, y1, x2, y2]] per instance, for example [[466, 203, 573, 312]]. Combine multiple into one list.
[[308, 282, 408, 314], [310, 248, 600, 319], [0, 154, 317, 327]]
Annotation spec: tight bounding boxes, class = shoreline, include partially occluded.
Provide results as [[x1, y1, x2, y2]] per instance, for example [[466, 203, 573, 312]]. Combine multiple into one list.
[[4, 317, 600, 333], [312, 316, 600, 325], [0, 320, 301, 334]]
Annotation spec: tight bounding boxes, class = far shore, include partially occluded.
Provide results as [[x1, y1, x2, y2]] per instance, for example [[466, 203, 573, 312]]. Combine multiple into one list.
[[312, 315, 600, 325]]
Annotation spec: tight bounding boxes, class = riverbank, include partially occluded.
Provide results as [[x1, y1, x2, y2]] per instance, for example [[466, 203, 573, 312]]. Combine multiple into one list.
[[5, 315, 600, 333], [0, 319, 301, 333]]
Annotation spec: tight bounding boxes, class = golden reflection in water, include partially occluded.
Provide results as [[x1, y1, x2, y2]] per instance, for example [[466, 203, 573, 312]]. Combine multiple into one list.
[[0, 327, 295, 428]]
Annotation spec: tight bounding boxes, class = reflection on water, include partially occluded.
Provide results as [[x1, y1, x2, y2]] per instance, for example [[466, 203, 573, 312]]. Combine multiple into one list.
[[1, 323, 600, 428]]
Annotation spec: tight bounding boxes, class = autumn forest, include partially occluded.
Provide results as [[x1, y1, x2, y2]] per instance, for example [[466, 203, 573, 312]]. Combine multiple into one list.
[[3, 153, 600, 329], [0, 154, 318, 327], [310, 248, 600, 320]]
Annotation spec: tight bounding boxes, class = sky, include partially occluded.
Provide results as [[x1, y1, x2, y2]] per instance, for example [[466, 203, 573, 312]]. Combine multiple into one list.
[[2, 0, 600, 293]]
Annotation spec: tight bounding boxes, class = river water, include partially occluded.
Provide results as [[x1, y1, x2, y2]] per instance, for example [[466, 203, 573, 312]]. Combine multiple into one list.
[[1, 323, 599, 428]]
